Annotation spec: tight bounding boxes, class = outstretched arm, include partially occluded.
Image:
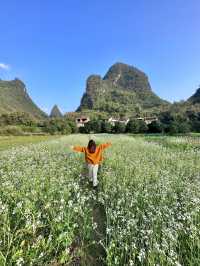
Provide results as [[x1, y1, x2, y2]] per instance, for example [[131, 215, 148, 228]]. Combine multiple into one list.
[[100, 142, 112, 150], [71, 146, 86, 152]]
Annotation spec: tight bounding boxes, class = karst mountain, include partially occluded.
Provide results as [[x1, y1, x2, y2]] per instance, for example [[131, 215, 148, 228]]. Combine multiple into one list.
[[1, 64, 200, 120], [77, 62, 169, 115], [50, 105, 63, 118], [0, 78, 47, 119]]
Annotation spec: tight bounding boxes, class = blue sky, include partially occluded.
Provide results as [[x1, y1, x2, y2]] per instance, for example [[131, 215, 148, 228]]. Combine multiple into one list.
[[0, 0, 200, 114]]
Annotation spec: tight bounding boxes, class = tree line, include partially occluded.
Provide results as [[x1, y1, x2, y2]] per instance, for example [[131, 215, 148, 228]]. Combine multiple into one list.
[[0, 112, 77, 135], [0, 110, 200, 135], [79, 110, 200, 134]]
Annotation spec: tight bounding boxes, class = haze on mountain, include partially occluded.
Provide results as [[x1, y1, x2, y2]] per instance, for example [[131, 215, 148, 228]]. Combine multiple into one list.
[[77, 62, 170, 116], [0, 78, 47, 119]]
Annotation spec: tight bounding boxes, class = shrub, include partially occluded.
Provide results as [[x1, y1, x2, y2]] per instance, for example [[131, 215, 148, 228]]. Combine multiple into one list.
[[101, 121, 112, 133], [42, 118, 72, 135], [126, 119, 148, 133], [113, 122, 126, 133], [0, 126, 24, 136], [81, 120, 102, 134], [148, 121, 163, 133], [0, 112, 37, 126], [126, 120, 139, 133]]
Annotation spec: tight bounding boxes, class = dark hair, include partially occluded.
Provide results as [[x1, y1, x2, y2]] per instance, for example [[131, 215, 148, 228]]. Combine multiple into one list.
[[87, 139, 96, 153]]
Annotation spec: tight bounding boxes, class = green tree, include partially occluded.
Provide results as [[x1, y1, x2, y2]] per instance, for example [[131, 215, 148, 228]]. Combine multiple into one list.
[[113, 122, 126, 133], [178, 122, 190, 133], [83, 120, 102, 133], [159, 111, 174, 126], [138, 120, 148, 133], [168, 121, 179, 135], [186, 111, 200, 132], [101, 121, 112, 133], [65, 120, 78, 133], [148, 121, 163, 133], [79, 126, 88, 134], [126, 120, 140, 133], [0, 112, 37, 126], [42, 118, 72, 135]]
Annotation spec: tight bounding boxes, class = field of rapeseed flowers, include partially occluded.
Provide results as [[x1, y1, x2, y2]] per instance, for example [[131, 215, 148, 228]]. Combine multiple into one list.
[[0, 134, 200, 266]]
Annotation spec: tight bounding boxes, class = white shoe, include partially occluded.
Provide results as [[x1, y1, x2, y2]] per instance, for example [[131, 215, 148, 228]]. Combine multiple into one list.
[[93, 181, 99, 187]]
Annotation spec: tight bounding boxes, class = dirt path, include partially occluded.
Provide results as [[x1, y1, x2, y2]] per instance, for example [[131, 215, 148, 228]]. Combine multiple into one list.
[[68, 167, 107, 266]]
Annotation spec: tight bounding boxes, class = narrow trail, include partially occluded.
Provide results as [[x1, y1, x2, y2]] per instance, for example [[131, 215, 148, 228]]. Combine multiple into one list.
[[69, 165, 107, 266], [87, 198, 107, 266]]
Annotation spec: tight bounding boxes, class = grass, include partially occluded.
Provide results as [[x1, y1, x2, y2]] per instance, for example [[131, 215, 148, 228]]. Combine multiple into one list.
[[143, 134, 200, 150], [0, 135, 61, 151], [0, 134, 200, 265]]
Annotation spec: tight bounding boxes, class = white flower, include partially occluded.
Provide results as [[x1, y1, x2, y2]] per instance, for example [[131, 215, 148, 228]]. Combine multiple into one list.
[[129, 259, 134, 266], [16, 257, 24, 266], [138, 249, 146, 262]]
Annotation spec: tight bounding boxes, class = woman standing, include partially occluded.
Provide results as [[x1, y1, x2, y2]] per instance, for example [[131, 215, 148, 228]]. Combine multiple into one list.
[[71, 139, 112, 188]]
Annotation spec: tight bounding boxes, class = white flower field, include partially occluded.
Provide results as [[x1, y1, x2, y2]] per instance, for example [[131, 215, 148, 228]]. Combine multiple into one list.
[[0, 134, 200, 266]]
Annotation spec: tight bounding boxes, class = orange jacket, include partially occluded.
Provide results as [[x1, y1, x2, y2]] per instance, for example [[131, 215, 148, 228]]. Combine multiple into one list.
[[73, 142, 112, 165]]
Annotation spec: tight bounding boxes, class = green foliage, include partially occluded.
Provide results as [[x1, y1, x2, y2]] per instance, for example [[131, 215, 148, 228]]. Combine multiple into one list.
[[101, 121, 112, 133], [186, 111, 200, 132], [79, 119, 126, 134], [148, 121, 163, 133], [66, 120, 78, 133], [113, 122, 126, 133], [159, 111, 174, 125], [83, 120, 102, 133], [159, 111, 191, 134], [78, 126, 88, 134], [0, 79, 47, 119], [167, 121, 190, 135], [0, 114, 77, 136], [138, 120, 148, 133], [0, 135, 59, 150], [1, 135, 200, 264], [42, 118, 73, 135], [0, 126, 24, 136], [191, 121, 200, 132], [167, 121, 180, 135], [0, 112, 37, 126], [126, 120, 139, 133], [178, 119, 189, 134], [126, 119, 148, 133]]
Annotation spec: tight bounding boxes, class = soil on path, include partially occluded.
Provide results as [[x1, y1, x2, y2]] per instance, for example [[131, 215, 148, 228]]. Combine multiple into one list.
[[68, 166, 107, 266]]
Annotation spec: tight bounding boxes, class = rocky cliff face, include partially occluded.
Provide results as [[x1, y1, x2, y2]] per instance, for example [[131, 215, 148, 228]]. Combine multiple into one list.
[[103, 62, 151, 91], [77, 62, 169, 114], [0, 78, 47, 119]]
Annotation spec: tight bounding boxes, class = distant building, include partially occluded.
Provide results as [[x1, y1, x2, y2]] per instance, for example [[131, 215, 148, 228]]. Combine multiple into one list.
[[76, 116, 90, 127], [75, 115, 157, 128], [108, 117, 129, 126], [136, 116, 158, 125], [144, 116, 158, 125], [108, 116, 158, 126]]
